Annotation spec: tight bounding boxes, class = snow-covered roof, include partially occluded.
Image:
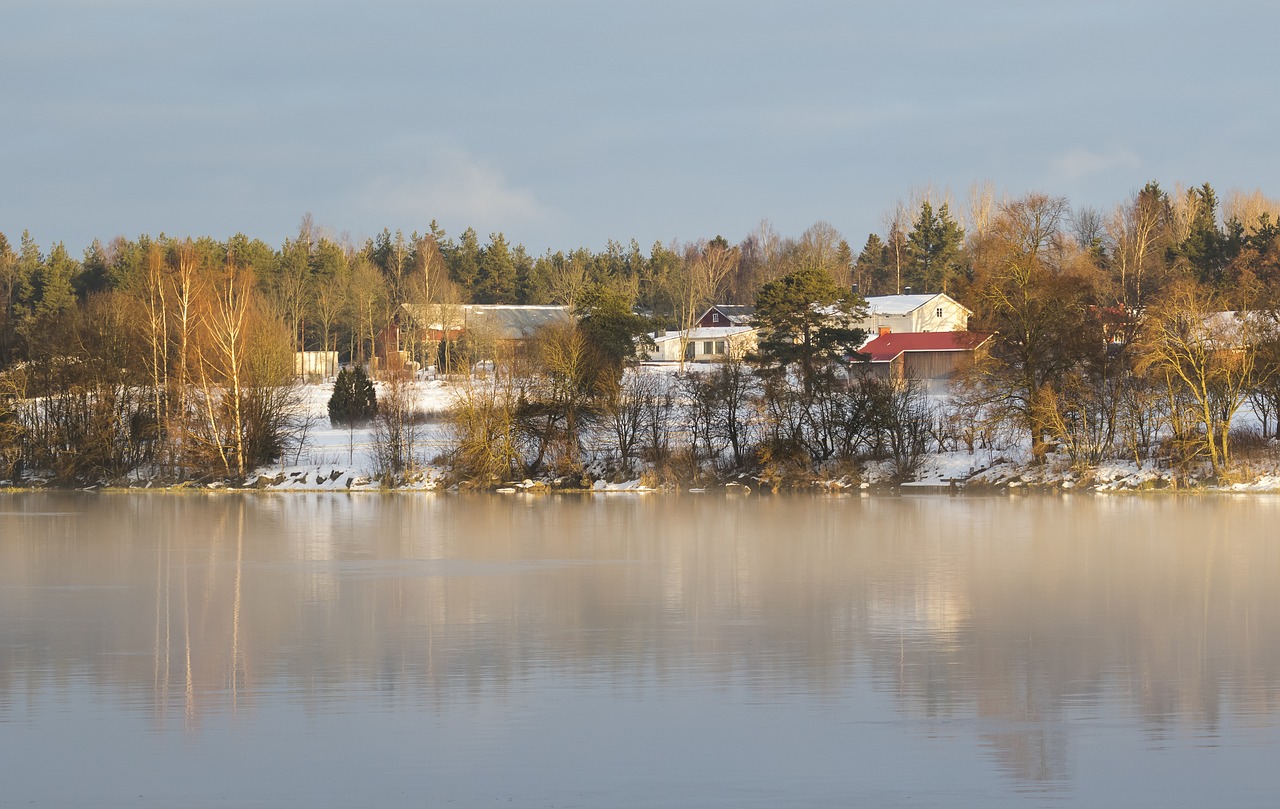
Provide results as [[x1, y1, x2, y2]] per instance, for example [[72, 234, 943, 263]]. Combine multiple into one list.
[[864, 293, 967, 316], [704, 305, 755, 325], [401, 304, 573, 339], [651, 326, 756, 344]]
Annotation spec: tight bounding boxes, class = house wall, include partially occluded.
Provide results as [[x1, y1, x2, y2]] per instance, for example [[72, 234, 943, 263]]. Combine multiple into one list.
[[861, 295, 969, 334], [697, 309, 734, 327], [294, 351, 339, 379], [858, 350, 975, 390], [903, 351, 972, 380], [648, 330, 757, 362]]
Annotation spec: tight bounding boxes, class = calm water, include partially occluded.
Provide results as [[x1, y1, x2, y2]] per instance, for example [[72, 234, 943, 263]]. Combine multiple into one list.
[[3, 492, 1280, 808]]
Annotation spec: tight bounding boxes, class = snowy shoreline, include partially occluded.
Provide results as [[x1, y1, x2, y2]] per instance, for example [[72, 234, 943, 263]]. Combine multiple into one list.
[[8, 375, 1280, 495]]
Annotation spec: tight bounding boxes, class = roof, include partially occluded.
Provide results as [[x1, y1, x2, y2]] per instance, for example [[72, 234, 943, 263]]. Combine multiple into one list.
[[859, 331, 992, 363], [864, 293, 969, 317], [401, 304, 573, 340], [462, 305, 574, 339], [703, 305, 755, 325], [651, 326, 756, 344]]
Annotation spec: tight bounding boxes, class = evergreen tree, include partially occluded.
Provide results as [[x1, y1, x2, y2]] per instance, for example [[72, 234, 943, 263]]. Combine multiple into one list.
[[905, 201, 966, 293], [77, 240, 111, 296], [753, 265, 867, 394], [575, 284, 654, 378], [448, 227, 482, 294], [14, 231, 41, 319], [511, 243, 535, 303], [1174, 183, 1232, 286], [0, 233, 19, 362], [475, 232, 517, 303], [33, 241, 78, 319], [328, 366, 378, 425], [836, 239, 854, 286], [853, 233, 892, 295]]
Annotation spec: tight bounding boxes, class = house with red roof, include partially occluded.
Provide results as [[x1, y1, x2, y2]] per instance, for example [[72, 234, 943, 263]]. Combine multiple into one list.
[[856, 330, 992, 391]]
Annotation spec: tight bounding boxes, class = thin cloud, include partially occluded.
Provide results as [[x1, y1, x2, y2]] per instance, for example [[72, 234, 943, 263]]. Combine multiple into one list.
[[358, 148, 551, 229], [1048, 147, 1141, 182]]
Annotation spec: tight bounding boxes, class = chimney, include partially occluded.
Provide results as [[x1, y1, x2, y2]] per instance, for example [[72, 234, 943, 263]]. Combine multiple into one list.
[[903, 286, 912, 295], [851, 282, 859, 296]]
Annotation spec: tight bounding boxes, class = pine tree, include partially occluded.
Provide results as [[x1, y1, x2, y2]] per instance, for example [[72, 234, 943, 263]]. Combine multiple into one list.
[[753, 265, 867, 394]]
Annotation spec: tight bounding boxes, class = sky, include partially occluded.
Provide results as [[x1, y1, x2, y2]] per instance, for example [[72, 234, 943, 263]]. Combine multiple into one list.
[[5, 0, 1278, 257]]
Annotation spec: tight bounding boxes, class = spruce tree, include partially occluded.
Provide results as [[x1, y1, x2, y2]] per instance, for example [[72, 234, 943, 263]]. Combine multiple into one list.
[[328, 366, 378, 426], [905, 201, 965, 293]]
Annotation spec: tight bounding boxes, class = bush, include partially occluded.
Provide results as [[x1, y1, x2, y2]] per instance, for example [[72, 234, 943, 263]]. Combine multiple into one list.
[[328, 366, 378, 426]]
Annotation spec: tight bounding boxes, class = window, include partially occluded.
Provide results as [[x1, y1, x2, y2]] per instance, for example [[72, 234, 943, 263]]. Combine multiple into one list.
[[711, 312, 720, 323], [936, 307, 944, 318], [716, 340, 726, 354], [703, 341, 713, 355]]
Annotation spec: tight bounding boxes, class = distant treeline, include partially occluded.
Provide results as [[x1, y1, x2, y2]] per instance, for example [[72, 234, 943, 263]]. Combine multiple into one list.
[[4, 181, 1280, 487]]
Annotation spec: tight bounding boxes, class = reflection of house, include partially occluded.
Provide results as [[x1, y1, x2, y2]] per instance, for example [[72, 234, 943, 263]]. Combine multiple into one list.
[[377, 304, 574, 371], [647, 326, 758, 363], [857, 331, 992, 392], [859, 293, 970, 335], [697, 305, 755, 328]]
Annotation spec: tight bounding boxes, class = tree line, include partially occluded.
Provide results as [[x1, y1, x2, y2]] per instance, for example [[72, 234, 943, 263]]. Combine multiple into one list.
[[4, 180, 1280, 486]]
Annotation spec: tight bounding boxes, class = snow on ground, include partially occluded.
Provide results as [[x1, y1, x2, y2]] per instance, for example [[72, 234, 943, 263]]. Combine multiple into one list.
[[248, 378, 456, 491], [232, 369, 1280, 494]]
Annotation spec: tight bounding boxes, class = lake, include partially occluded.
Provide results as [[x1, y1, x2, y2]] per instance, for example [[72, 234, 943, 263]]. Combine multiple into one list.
[[3, 492, 1280, 807]]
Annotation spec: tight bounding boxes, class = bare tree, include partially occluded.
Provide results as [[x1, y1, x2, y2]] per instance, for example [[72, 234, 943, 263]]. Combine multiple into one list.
[[881, 202, 911, 294], [1135, 281, 1268, 478], [545, 250, 590, 310], [347, 256, 385, 366], [669, 240, 739, 370], [519, 322, 598, 474], [1107, 187, 1167, 309], [733, 219, 785, 301], [965, 181, 999, 243], [447, 362, 524, 486], [197, 259, 252, 477], [599, 368, 660, 473], [796, 221, 847, 289], [373, 373, 421, 485]]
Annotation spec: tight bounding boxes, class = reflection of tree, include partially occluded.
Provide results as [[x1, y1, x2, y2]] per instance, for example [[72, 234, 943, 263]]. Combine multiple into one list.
[[4, 495, 1280, 789]]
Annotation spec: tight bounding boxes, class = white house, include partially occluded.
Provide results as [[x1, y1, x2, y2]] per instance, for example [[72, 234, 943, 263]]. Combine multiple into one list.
[[646, 326, 758, 363], [858, 293, 971, 335]]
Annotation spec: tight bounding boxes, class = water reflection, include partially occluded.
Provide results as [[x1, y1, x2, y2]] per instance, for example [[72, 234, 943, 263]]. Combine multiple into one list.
[[3, 492, 1280, 800]]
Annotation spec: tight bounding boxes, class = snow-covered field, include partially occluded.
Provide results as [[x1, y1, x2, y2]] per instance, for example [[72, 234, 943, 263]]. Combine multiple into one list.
[[250, 378, 456, 491]]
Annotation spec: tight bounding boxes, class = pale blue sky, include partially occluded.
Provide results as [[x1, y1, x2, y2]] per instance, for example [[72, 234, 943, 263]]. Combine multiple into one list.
[[5, 0, 1276, 255]]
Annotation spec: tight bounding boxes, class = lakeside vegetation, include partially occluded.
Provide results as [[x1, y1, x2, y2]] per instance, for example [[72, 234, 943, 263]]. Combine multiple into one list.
[[5, 182, 1280, 490]]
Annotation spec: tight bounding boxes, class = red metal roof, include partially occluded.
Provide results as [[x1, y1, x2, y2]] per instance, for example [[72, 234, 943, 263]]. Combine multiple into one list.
[[859, 331, 991, 363]]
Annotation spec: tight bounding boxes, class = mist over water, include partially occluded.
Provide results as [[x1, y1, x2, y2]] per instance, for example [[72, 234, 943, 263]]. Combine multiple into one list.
[[3, 492, 1280, 807]]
